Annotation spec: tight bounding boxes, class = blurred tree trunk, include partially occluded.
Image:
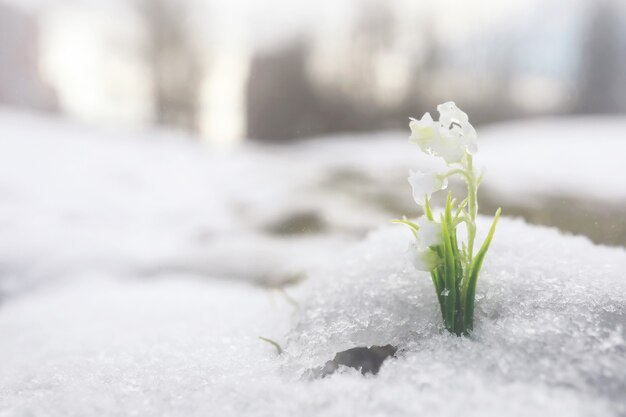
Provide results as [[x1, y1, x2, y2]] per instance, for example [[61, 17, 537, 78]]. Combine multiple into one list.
[[246, 41, 325, 141], [137, 0, 202, 133], [574, 0, 624, 114], [0, 3, 58, 112]]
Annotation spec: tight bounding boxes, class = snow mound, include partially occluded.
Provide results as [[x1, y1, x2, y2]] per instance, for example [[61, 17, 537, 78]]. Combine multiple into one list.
[[285, 216, 626, 415], [1, 218, 624, 417]]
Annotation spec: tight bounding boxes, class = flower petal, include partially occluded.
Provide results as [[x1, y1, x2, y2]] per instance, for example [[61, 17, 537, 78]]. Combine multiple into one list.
[[437, 101, 469, 128], [429, 127, 467, 164], [408, 242, 440, 272], [409, 112, 437, 153], [435, 102, 478, 155], [416, 215, 442, 247], [408, 170, 447, 205]]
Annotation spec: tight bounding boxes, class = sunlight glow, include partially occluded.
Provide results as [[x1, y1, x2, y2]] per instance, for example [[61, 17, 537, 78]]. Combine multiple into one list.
[[39, 6, 151, 125]]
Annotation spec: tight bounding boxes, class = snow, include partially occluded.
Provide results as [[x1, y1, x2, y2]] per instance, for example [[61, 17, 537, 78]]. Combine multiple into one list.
[[286, 218, 626, 413], [478, 117, 626, 202], [0, 276, 291, 417], [1, 218, 625, 417], [1, 110, 624, 295], [0, 109, 625, 416], [0, 110, 402, 294]]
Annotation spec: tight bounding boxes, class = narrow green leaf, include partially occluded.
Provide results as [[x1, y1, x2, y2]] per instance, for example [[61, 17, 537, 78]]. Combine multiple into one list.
[[445, 194, 465, 335], [440, 214, 456, 333], [259, 336, 283, 355], [463, 208, 502, 333], [431, 270, 445, 318], [391, 219, 419, 238], [424, 195, 434, 221], [444, 195, 462, 283], [444, 193, 453, 224]]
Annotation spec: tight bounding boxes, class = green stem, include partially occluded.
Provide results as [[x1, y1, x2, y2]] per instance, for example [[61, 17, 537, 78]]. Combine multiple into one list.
[[465, 153, 478, 265], [431, 269, 445, 318], [441, 168, 472, 182], [457, 152, 478, 333], [440, 212, 456, 333]]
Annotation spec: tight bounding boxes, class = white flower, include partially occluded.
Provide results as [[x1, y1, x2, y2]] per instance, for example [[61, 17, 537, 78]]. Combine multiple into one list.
[[408, 170, 447, 205], [408, 102, 478, 163], [436, 101, 478, 155], [416, 215, 442, 247], [427, 127, 468, 164], [408, 242, 440, 272], [409, 112, 437, 150]]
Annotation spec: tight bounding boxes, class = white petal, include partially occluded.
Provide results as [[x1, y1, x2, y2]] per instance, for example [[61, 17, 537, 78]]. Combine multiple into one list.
[[409, 112, 437, 152], [436, 101, 477, 156], [436, 101, 456, 128], [462, 129, 478, 154], [429, 128, 466, 164], [408, 170, 446, 205], [410, 102, 478, 163], [417, 215, 442, 247], [437, 101, 469, 128], [408, 242, 440, 272]]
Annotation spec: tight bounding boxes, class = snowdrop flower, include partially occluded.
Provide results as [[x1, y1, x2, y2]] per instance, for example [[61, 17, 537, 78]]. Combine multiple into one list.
[[416, 215, 442, 247], [408, 242, 440, 272], [427, 128, 468, 164], [397, 102, 502, 335], [437, 101, 478, 154], [408, 170, 447, 205], [409, 112, 437, 150], [409, 102, 477, 163]]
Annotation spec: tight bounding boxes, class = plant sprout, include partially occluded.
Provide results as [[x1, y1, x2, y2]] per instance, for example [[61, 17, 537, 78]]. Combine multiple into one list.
[[393, 102, 501, 336]]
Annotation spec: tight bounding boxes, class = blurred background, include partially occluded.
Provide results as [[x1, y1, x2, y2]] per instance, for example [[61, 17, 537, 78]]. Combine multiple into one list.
[[0, 0, 625, 295], [2, 0, 626, 140]]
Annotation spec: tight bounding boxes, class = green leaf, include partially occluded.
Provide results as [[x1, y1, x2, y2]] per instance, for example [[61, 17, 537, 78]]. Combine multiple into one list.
[[424, 195, 434, 221], [259, 336, 283, 355], [454, 199, 468, 221], [431, 270, 445, 318], [440, 213, 456, 333], [462, 208, 502, 333], [390, 218, 420, 238]]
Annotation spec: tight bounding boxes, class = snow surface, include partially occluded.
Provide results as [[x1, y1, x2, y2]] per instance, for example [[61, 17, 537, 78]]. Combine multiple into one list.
[[0, 109, 625, 416], [478, 117, 626, 202], [0, 109, 417, 294], [286, 218, 626, 414], [1, 109, 624, 295], [1, 218, 625, 417]]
